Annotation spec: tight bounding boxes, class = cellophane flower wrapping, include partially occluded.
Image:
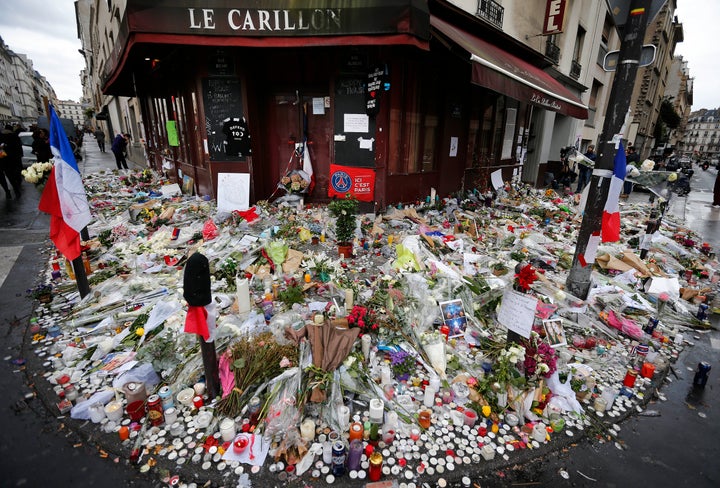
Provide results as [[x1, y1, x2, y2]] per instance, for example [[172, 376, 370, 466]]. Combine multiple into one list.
[[420, 331, 446, 379]]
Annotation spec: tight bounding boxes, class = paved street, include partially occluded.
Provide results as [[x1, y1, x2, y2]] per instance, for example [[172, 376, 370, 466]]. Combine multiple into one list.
[[0, 138, 718, 487]]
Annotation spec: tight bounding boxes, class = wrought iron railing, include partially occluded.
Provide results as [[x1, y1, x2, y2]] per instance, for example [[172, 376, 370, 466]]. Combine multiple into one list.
[[476, 0, 504, 29], [546, 38, 560, 64], [570, 59, 582, 80]]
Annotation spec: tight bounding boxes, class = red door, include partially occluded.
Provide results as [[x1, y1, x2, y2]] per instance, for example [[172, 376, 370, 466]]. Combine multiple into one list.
[[262, 91, 333, 202]]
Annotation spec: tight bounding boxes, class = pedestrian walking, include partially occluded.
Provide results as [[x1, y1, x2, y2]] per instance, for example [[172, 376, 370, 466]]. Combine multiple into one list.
[[575, 145, 596, 193], [94, 128, 106, 153], [622, 145, 641, 198], [713, 171, 720, 208], [0, 125, 24, 199], [111, 133, 129, 170]]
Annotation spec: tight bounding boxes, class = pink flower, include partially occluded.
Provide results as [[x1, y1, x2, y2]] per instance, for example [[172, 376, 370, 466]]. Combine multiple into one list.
[[279, 357, 292, 368]]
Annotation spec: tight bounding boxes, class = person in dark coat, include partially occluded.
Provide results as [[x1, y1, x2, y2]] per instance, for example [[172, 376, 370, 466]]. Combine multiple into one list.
[[0, 125, 24, 199], [94, 128, 106, 152], [575, 145, 596, 193], [111, 133, 129, 170], [31, 128, 52, 163]]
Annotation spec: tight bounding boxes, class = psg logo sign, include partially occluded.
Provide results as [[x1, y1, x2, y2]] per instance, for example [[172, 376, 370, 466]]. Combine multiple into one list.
[[330, 171, 352, 193]]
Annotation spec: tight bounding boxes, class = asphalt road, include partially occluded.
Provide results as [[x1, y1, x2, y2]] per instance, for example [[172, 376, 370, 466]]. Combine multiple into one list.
[[0, 144, 718, 488]]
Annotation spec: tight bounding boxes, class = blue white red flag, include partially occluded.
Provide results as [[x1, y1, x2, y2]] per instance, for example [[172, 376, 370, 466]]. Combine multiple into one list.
[[601, 142, 627, 242], [38, 106, 91, 260]]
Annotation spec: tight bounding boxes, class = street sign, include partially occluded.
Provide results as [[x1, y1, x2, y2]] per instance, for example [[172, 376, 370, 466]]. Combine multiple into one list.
[[602, 44, 656, 71], [608, 0, 667, 28]]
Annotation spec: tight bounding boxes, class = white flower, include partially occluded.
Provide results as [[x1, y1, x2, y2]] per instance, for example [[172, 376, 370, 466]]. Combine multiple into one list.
[[537, 363, 550, 374]]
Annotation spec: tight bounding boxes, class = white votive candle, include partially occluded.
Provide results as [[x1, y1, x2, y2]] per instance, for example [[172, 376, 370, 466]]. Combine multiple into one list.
[[236, 278, 252, 314], [369, 398, 384, 424]]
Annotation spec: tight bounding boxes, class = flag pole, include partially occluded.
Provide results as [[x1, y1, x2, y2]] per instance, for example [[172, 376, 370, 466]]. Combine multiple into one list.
[[566, 0, 651, 299], [42, 98, 91, 298]]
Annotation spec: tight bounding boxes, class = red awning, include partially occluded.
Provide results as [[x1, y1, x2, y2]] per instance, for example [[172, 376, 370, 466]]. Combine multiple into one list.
[[431, 16, 588, 120]]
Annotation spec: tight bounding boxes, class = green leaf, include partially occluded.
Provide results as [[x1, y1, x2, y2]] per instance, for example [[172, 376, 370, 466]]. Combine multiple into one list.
[[233, 358, 246, 369]]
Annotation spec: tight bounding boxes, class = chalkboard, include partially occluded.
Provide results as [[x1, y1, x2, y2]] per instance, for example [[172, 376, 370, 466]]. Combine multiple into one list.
[[202, 77, 246, 161], [334, 77, 376, 168]]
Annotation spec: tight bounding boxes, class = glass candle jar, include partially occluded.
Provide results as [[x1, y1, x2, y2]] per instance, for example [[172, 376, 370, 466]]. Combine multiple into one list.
[[368, 452, 383, 481]]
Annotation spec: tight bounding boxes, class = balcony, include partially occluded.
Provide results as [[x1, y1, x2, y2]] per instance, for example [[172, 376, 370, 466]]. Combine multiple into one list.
[[546, 38, 560, 64], [570, 59, 582, 80], [476, 0, 504, 29]]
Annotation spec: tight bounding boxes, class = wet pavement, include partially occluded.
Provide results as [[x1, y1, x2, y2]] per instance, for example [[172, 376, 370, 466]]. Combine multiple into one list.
[[0, 140, 718, 487]]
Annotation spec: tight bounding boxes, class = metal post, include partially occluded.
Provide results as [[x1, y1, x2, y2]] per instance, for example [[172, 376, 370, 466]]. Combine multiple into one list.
[[72, 256, 91, 298], [566, 0, 651, 299]]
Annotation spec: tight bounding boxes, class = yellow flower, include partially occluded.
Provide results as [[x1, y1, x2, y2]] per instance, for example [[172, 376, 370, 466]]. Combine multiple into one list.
[[482, 405, 492, 417], [135, 327, 145, 336]]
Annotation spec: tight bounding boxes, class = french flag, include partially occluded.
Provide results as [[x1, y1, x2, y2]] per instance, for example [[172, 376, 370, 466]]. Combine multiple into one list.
[[601, 142, 627, 242], [38, 106, 91, 261]]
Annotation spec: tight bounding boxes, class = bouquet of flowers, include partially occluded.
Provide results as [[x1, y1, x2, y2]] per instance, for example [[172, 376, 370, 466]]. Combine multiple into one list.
[[420, 330, 447, 379], [21, 161, 53, 190], [279, 170, 311, 194], [521, 331, 558, 385]]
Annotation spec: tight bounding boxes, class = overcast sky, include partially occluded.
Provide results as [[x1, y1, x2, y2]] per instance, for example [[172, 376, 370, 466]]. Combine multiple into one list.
[[0, 0, 718, 109]]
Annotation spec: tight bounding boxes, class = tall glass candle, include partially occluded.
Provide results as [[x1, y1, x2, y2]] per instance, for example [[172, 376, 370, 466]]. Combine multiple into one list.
[[236, 278, 252, 314], [347, 439, 363, 471], [368, 452, 383, 481]]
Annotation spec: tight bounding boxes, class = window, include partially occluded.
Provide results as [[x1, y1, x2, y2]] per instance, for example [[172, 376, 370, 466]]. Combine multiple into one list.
[[388, 60, 439, 174]]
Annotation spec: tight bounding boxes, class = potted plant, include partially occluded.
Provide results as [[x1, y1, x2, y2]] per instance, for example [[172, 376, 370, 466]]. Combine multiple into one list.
[[27, 283, 53, 303], [328, 195, 358, 258]]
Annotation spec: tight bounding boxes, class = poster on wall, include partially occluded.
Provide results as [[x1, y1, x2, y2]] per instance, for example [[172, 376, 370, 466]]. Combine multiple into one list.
[[217, 173, 250, 212], [328, 164, 375, 202]]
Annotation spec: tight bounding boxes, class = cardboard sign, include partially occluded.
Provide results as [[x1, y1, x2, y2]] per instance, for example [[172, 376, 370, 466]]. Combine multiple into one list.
[[217, 173, 250, 212], [497, 288, 538, 339], [328, 164, 376, 202]]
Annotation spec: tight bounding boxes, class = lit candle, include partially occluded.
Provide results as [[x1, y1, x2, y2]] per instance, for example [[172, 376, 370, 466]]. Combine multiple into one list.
[[345, 289, 354, 310], [236, 278, 252, 314], [369, 398, 384, 424], [304, 273, 311, 283], [104, 401, 123, 421], [348, 421, 363, 441], [300, 418, 316, 442]]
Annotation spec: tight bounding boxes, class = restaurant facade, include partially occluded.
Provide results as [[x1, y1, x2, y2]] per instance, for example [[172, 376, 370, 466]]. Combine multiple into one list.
[[101, 0, 588, 207]]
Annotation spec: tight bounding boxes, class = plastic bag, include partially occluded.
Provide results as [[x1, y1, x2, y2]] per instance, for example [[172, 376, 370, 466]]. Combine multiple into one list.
[[112, 362, 161, 391], [545, 370, 583, 413]]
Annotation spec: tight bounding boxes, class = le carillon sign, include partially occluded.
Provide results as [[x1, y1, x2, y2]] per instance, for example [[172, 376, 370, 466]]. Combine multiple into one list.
[[125, 0, 430, 38]]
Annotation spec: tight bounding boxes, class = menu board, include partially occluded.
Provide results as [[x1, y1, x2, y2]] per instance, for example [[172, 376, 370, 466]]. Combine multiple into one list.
[[202, 77, 245, 161]]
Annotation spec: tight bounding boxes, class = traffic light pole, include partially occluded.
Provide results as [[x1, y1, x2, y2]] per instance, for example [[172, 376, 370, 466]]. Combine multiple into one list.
[[566, 0, 651, 299]]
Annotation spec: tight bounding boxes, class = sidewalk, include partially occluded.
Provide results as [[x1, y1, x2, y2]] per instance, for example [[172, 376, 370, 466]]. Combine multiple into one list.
[[80, 134, 147, 175]]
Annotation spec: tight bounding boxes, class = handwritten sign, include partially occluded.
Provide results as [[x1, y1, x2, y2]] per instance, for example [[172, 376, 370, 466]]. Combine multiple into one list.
[[497, 289, 538, 338], [217, 173, 250, 212]]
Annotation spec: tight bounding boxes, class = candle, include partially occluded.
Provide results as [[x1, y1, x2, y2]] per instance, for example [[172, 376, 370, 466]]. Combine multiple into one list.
[[368, 452, 383, 481], [88, 403, 105, 423], [387, 235, 394, 246], [304, 273, 311, 283], [220, 418, 237, 442], [463, 408, 477, 427], [409, 427, 420, 441], [347, 439, 363, 471], [429, 375, 441, 392], [369, 398, 384, 424], [164, 407, 178, 425], [233, 435, 249, 454], [349, 421, 364, 441], [104, 401, 123, 421], [423, 386, 435, 407], [300, 418, 316, 442], [339, 405, 350, 429], [193, 382, 206, 396], [532, 423, 547, 442], [361, 334, 372, 359], [345, 289, 354, 310], [322, 440, 333, 464], [380, 365, 392, 386], [118, 426, 130, 441], [382, 427, 395, 445], [418, 409, 432, 429], [236, 278, 252, 314], [193, 395, 204, 408]]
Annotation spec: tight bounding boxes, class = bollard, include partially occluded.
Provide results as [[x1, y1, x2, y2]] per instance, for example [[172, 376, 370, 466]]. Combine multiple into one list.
[[693, 362, 711, 388]]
